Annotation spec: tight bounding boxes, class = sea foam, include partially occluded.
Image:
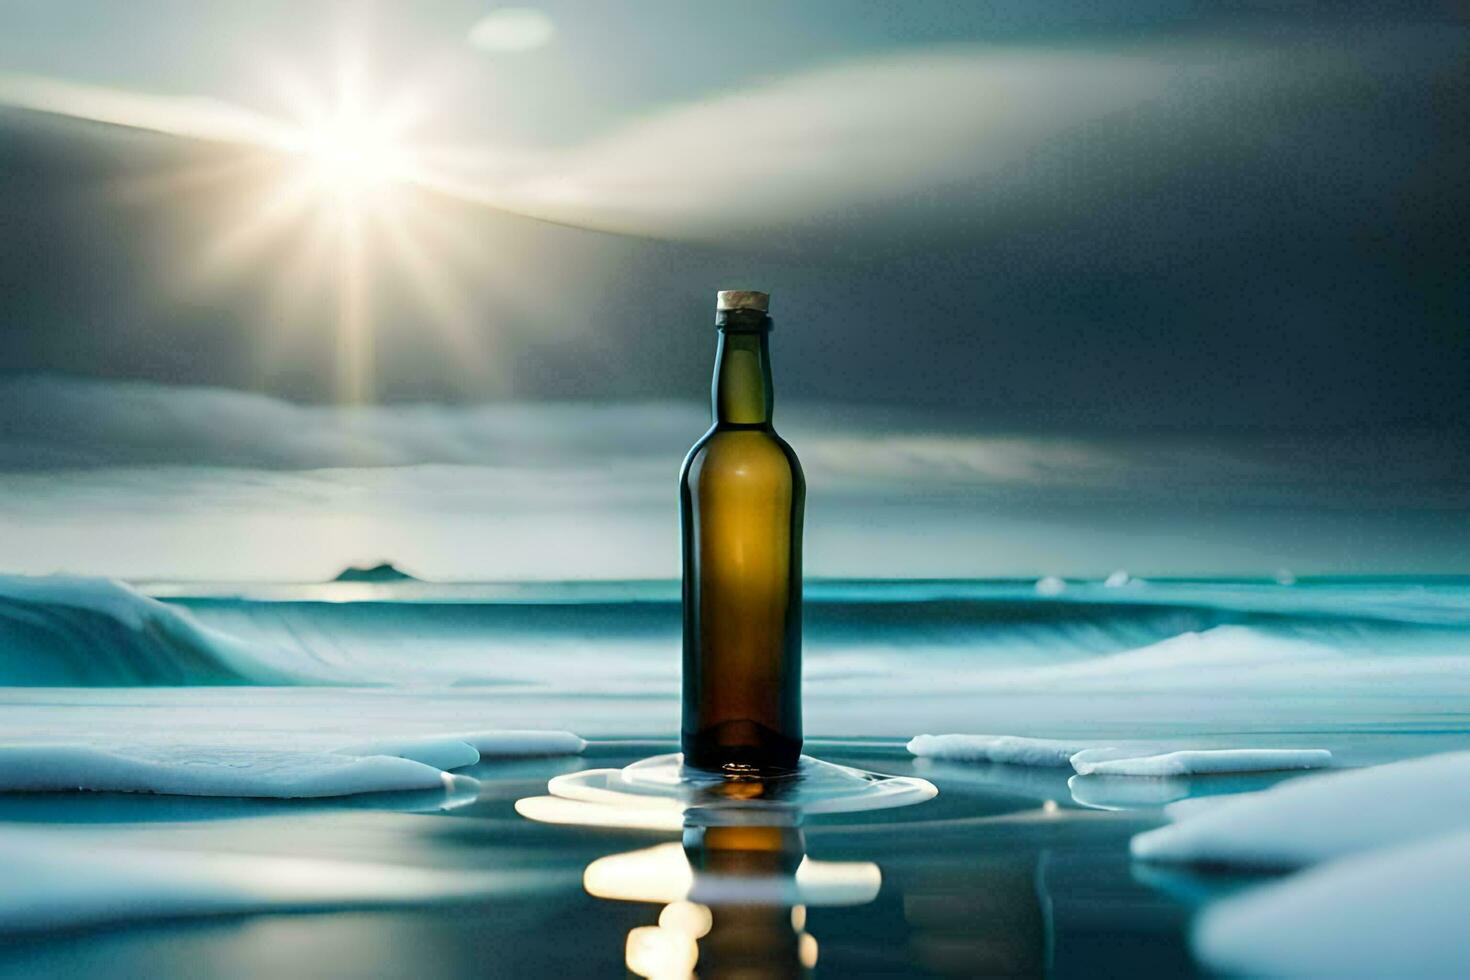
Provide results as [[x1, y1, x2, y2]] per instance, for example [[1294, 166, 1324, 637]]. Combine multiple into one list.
[[1193, 828, 1470, 976], [453, 730, 588, 757], [0, 743, 478, 798], [1132, 750, 1470, 868], [334, 737, 482, 771], [907, 734, 1095, 767], [0, 726, 589, 798], [1071, 748, 1331, 777], [910, 735, 1332, 778]]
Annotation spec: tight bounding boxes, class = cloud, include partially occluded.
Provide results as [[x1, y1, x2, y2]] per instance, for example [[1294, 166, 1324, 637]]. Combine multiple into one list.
[[467, 8, 555, 54], [0, 375, 698, 470], [411, 41, 1189, 235], [419, 27, 1469, 239], [1, 377, 1465, 579], [6, 27, 1463, 241], [3, 375, 1464, 508], [467, 44, 1181, 234], [2, 376, 1124, 489], [0, 374, 1223, 493], [0, 73, 294, 148]]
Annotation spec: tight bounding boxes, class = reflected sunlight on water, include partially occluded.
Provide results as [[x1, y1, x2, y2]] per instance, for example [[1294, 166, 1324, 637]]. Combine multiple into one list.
[[518, 752, 924, 978]]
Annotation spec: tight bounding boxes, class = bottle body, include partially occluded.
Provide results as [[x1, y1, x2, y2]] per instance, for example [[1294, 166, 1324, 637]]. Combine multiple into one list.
[[680, 301, 804, 774]]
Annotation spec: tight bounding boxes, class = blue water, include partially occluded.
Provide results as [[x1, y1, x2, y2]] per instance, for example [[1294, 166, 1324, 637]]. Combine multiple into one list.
[[0, 744, 1226, 978], [2, 576, 1469, 976]]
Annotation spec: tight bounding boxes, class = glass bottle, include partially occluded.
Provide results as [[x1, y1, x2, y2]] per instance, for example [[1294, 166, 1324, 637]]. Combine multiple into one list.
[[680, 289, 805, 774]]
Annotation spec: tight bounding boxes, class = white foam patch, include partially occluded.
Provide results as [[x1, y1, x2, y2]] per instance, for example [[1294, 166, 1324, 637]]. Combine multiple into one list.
[[907, 734, 1095, 767], [914, 735, 1334, 782], [1067, 746, 1164, 769], [1193, 828, 1470, 977], [1132, 750, 1470, 868], [0, 743, 477, 799], [335, 737, 481, 771], [1072, 748, 1332, 777], [453, 730, 587, 757], [0, 828, 532, 934]]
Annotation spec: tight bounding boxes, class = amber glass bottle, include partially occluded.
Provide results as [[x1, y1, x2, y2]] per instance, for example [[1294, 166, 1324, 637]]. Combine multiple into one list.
[[680, 289, 805, 774]]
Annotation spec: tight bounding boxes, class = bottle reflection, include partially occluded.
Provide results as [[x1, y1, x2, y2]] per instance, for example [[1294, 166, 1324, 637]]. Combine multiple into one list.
[[577, 777, 880, 979], [681, 824, 811, 979], [517, 758, 933, 978]]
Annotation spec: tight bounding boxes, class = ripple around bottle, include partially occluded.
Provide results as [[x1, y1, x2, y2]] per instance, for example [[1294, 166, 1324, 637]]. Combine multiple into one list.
[[531, 753, 936, 828]]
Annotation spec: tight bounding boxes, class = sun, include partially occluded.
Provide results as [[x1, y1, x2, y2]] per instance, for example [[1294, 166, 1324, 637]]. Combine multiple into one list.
[[161, 58, 491, 406], [293, 107, 412, 206], [20, 42, 499, 405]]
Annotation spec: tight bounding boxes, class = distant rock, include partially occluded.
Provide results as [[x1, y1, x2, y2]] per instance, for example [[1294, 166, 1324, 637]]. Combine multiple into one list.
[[332, 562, 417, 583]]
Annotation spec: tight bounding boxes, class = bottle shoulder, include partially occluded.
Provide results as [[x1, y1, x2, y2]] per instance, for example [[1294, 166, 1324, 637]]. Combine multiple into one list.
[[680, 425, 804, 486]]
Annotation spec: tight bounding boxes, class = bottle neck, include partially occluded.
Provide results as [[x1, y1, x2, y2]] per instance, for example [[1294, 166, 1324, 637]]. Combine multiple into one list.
[[711, 322, 774, 427]]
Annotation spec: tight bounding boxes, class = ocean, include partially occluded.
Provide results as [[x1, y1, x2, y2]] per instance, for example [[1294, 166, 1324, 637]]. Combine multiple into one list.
[[1, 575, 1468, 976]]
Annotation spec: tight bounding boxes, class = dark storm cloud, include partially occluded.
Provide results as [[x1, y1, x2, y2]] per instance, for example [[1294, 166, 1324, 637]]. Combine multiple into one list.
[[0, 375, 703, 470], [0, 15, 1468, 431], [1, 376, 1465, 579], [3, 376, 1465, 514]]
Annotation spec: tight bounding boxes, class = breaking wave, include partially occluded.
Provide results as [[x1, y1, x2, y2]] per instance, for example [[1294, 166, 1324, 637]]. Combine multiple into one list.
[[0, 576, 346, 685], [3, 575, 1466, 692]]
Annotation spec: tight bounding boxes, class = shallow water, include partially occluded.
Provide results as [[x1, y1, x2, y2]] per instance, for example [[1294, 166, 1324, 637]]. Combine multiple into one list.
[[0, 741, 1280, 979]]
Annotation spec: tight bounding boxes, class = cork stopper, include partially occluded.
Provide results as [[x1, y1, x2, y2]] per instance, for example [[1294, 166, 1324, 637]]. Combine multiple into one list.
[[716, 290, 770, 313]]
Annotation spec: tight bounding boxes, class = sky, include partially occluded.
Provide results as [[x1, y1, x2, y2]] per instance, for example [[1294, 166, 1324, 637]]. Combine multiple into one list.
[[1, 375, 1465, 580], [0, 2, 1466, 579]]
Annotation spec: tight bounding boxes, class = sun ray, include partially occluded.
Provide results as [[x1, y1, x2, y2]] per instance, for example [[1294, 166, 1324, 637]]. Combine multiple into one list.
[[107, 152, 281, 206], [335, 206, 373, 404], [369, 198, 477, 347], [9, 50, 524, 405], [193, 168, 323, 282], [188, 59, 432, 403]]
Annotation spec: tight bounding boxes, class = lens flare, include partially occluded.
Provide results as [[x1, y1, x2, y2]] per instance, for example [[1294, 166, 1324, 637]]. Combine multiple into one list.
[[152, 52, 486, 405]]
